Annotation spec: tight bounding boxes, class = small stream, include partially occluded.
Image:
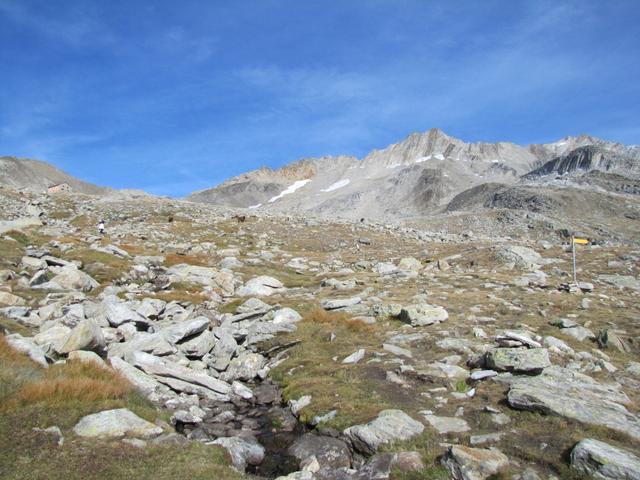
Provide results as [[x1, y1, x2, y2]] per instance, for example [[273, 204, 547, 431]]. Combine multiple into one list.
[[176, 377, 308, 478]]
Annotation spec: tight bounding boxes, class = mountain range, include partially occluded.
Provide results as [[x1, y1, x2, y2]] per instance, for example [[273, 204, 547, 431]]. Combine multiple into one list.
[[2, 129, 638, 226], [186, 128, 639, 220]]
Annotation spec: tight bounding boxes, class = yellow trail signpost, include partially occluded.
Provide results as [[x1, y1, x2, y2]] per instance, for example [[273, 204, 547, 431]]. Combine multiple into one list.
[[571, 236, 589, 284]]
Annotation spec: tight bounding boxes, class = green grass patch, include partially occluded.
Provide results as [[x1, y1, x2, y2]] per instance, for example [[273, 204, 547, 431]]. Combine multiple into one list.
[[271, 308, 392, 430], [0, 237, 23, 267], [65, 248, 131, 285], [379, 431, 449, 480]]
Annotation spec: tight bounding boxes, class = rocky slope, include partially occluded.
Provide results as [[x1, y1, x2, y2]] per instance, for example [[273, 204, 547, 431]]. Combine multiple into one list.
[[0, 156, 110, 195], [1, 186, 639, 480], [523, 145, 640, 180], [187, 129, 639, 223]]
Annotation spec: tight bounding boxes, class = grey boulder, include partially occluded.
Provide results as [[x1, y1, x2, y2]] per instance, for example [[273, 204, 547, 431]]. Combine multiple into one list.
[[343, 409, 424, 455], [442, 445, 509, 480], [236, 276, 284, 297], [60, 319, 105, 354], [73, 408, 163, 438], [485, 348, 550, 374], [501, 366, 640, 441], [570, 438, 640, 480], [211, 436, 265, 471], [288, 433, 352, 470], [399, 304, 448, 326]]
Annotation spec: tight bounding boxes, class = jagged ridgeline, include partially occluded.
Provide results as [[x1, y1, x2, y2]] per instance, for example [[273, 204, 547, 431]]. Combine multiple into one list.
[[186, 128, 640, 220]]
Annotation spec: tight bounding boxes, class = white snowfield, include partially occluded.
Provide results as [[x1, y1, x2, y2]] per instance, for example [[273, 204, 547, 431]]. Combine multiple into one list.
[[414, 153, 444, 164], [321, 179, 351, 192], [248, 203, 262, 209], [268, 179, 312, 203]]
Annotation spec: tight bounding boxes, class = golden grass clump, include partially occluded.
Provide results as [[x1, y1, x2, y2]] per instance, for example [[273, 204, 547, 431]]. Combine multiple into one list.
[[9, 360, 133, 408], [305, 307, 372, 332]]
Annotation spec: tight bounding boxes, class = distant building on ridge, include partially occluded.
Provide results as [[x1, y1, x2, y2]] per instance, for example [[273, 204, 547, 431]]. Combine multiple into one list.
[[47, 183, 72, 194]]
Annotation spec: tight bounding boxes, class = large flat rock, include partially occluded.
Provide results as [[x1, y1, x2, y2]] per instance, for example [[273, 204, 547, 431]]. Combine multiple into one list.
[[499, 366, 640, 440], [343, 409, 424, 455], [486, 347, 550, 374], [442, 445, 509, 480], [570, 438, 640, 480], [73, 408, 162, 438]]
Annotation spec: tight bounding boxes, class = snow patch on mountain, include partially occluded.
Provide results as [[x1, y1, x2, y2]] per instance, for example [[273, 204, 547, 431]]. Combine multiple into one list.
[[321, 179, 351, 192], [268, 179, 311, 203]]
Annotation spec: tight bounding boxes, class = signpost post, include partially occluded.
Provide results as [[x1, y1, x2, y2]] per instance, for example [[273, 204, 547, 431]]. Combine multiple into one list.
[[571, 236, 589, 285]]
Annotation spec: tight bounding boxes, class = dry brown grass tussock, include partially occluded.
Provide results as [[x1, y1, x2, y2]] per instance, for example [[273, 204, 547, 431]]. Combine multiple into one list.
[[7, 359, 133, 409], [305, 307, 372, 332]]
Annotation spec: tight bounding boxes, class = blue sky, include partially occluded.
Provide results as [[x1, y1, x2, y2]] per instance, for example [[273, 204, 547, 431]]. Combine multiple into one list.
[[1, 0, 639, 196]]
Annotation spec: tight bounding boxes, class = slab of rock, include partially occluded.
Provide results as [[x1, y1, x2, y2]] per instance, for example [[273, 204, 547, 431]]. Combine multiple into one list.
[[108, 332, 176, 359], [160, 316, 210, 344], [60, 319, 105, 354], [398, 257, 422, 271], [221, 351, 265, 382], [136, 298, 166, 320], [496, 245, 542, 270], [561, 325, 595, 342], [236, 275, 284, 297], [179, 330, 216, 358], [236, 297, 271, 313], [598, 275, 640, 292], [570, 438, 640, 480], [273, 307, 303, 324], [209, 328, 238, 371], [442, 445, 509, 480], [68, 350, 106, 367], [342, 349, 365, 364], [500, 366, 640, 441], [33, 325, 71, 355], [211, 436, 265, 471], [399, 304, 448, 326], [129, 351, 232, 397], [110, 357, 163, 397], [497, 331, 542, 349], [36, 266, 99, 292], [470, 370, 498, 381], [103, 300, 148, 327], [382, 343, 412, 358], [415, 362, 468, 380], [343, 409, 424, 455], [322, 297, 362, 311], [0, 291, 26, 306], [73, 408, 162, 438], [422, 414, 470, 434], [289, 395, 312, 416], [288, 433, 352, 470], [373, 262, 398, 275], [166, 264, 237, 296], [485, 348, 550, 374], [4, 333, 48, 367]]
